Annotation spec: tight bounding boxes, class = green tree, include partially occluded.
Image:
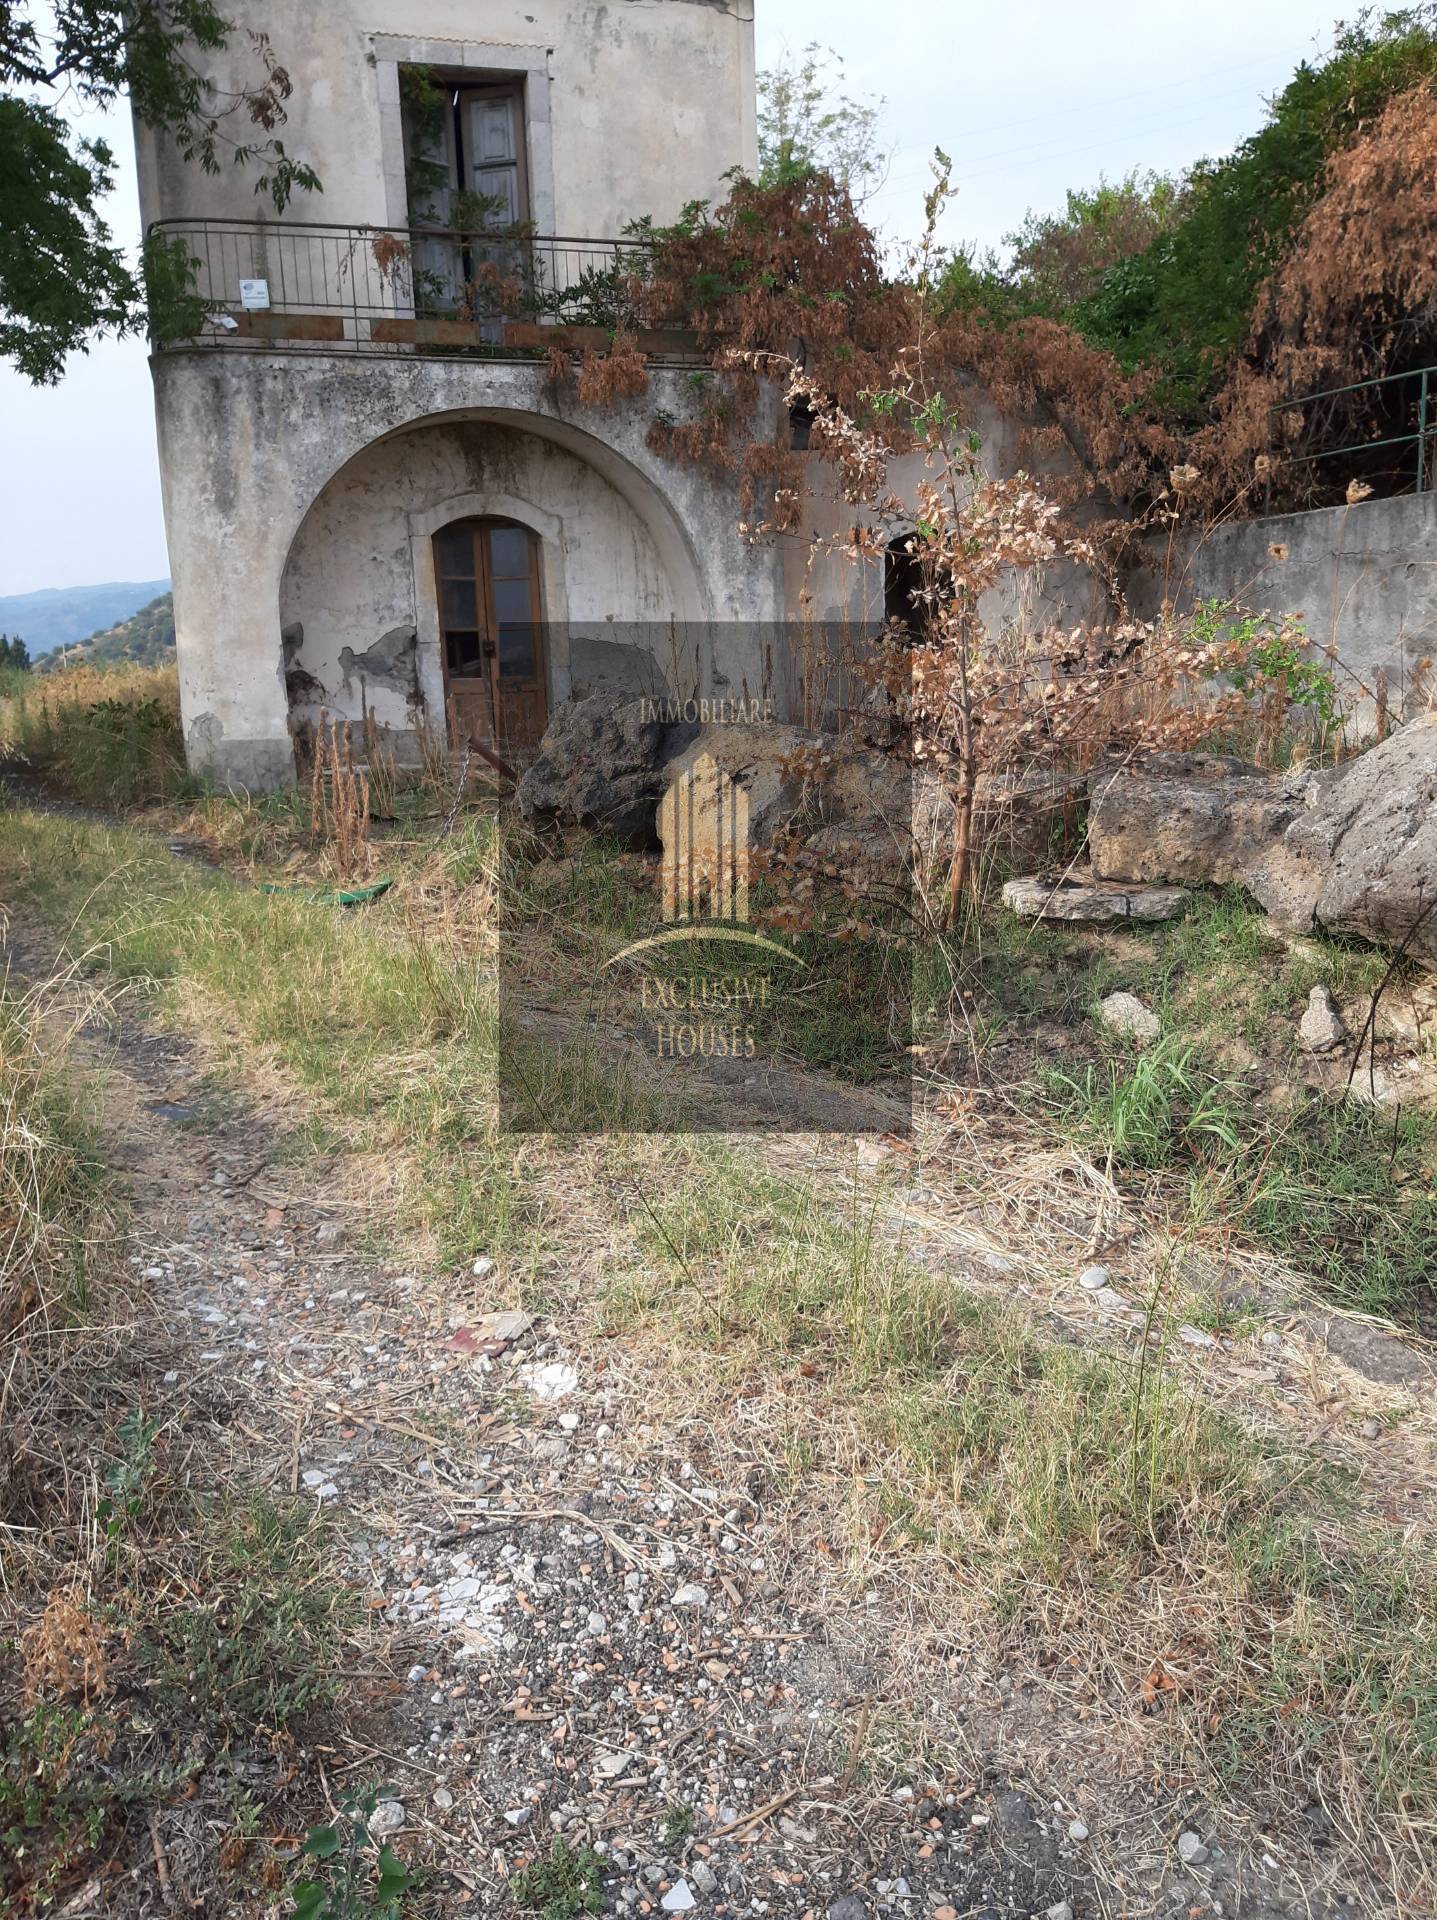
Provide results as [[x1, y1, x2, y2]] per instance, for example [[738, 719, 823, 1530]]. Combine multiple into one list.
[[1005, 171, 1189, 313], [2, 2, 319, 383], [757, 42, 889, 204], [1076, 6, 1437, 412]]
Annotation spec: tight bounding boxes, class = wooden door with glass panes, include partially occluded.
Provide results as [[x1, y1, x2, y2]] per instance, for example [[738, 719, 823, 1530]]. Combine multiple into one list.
[[433, 518, 547, 756]]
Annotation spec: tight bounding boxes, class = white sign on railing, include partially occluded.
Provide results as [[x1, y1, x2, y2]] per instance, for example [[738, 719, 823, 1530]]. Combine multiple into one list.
[[239, 278, 271, 311]]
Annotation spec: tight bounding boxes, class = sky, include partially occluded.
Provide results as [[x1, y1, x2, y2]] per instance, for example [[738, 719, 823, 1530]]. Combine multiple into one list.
[[0, 0, 1336, 597]]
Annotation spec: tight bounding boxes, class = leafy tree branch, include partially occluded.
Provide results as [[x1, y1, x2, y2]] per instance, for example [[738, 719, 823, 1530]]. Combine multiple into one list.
[[1, 1, 320, 382]]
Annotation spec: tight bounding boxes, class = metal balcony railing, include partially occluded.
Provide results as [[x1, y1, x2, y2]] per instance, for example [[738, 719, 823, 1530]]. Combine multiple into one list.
[[1267, 364, 1437, 510], [146, 217, 702, 361]]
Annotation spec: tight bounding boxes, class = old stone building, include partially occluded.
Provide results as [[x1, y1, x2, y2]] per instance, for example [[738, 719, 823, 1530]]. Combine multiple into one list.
[[136, 0, 782, 789]]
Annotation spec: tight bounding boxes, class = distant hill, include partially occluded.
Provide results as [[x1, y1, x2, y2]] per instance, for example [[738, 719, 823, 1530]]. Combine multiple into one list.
[[42, 593, 177, 672], [0, 580, 170, 659]]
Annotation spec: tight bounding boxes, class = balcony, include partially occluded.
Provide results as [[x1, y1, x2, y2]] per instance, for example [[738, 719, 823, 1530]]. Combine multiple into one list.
[[146, 218, 705, 362]]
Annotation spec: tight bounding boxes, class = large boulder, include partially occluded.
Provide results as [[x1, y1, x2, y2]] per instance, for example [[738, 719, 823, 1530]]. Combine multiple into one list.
[[1264, 714, 1437, 954], [1088, 751, 1328, 889], [1087, 717, 1437, 963], [657, 724, 926, 877], [515, 695, 696, 847]]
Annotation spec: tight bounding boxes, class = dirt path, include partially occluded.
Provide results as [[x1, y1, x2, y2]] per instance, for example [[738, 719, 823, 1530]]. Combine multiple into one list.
[[5, 882, 1412, 1920]]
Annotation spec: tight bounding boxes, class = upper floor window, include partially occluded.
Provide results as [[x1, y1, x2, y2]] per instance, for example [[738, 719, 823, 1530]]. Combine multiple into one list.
[[403, 69, 530, 233]]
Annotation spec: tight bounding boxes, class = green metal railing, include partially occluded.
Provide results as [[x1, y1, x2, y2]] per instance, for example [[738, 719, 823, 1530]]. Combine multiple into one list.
[[1267, 363, 1434, 510]]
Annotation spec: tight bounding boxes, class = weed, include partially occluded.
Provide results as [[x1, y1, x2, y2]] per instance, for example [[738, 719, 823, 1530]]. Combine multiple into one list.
[[511, 1838, 606, 1920], [97, 1408, 161, 1554], [0, 986, 117, 1349], [1044, 1040, 1242, 1169], [614, 1148, 1437, 1837], [293, 1786, 418, 1920], [0, 1702, 197, 1913], [135, 1498, 347, 1739], [1235, 1098, 1437, 1322], [658, 1800, 694, 1846], [0, 664, 189, 806]]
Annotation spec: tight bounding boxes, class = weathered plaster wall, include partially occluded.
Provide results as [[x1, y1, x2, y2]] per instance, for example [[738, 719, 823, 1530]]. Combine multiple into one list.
[[788, 384, 1112, 685], [152, 350, 783, 787], [1150, 492, 1437, 724], [133, 0, 756, 239], [281, 418, 683, 733]]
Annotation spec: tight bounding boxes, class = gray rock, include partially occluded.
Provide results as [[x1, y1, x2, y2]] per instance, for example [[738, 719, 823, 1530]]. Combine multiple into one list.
[[828, 1896, 869, 1920], [1078, 1264, 1111, 1291], [1090, 718, 1437, 965], [1177, 1830, 1210, 1866], [671, 1582, 708, 1608], [1177, 1323, 1219, 1350], [516, 694, 698, 848], [660, 1881, 695, 1912], [1002, 873, 1189, 924], [690, 1861, 719, 1897], [1099, 991, 1161, 1042], [1298, 984, 1345, 1054], [1089, 751, 1322, 890], [368, 1800, 405, 1838]]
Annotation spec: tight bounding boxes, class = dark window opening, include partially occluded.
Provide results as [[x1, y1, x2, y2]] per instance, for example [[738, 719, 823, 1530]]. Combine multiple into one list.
[[884, 534, 926, 634]]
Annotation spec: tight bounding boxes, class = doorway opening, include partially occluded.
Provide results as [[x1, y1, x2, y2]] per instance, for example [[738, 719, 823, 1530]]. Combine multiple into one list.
[[432, 516, 547, 754]]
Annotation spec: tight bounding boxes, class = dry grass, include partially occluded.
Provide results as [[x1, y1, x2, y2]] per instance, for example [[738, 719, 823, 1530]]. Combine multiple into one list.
[[0, 948, 363, 1915], [0, 664, 187, 807], [596, 1142, 1437, 1908], [0, 968, 123, 1468]]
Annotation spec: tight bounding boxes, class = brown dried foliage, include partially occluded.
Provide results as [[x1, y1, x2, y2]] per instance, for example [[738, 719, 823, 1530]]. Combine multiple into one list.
[[308, 716, 370, 878], [21, 1591, 111, 1707], [1193, 79, 1437, 508], [575, 329, 650, 408]]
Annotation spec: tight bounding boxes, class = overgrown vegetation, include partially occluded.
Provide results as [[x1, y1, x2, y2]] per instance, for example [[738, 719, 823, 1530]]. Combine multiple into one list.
[[0, 966, 369, 1914], [933, 7, 1437, 512], [3, 783, 1436, 1898], [0, 661, 188, 804], [612, 1153, 1437, 1838]]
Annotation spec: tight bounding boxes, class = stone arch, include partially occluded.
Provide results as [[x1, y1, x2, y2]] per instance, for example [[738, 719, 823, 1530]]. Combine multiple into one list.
[[279, 410, 708, 738], [281, 401, 710, 624]]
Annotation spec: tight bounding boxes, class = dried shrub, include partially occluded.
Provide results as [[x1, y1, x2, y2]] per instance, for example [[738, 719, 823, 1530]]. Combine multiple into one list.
[[0, 665, 186, 807], [575, 329, 650, 407], [1193, 78, 1437, 509], [21, 1593, 110, 1708], [308, 716, 370, 878], [360, 711, 399, 820]]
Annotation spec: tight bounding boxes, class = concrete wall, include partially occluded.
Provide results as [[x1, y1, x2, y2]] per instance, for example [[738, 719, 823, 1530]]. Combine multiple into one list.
[[783, 384, 1114, 722], [133, 0, 756, 239], [1158, 492, 1437, 726], [154, 351, 784, 788]]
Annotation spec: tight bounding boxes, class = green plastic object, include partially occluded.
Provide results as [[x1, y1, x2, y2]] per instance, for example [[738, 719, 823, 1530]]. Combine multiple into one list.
[[259, 878, 394, 908]]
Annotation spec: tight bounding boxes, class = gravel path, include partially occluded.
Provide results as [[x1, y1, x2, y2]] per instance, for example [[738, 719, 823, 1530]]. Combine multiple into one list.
[[4, 885, 1385, 1920]]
